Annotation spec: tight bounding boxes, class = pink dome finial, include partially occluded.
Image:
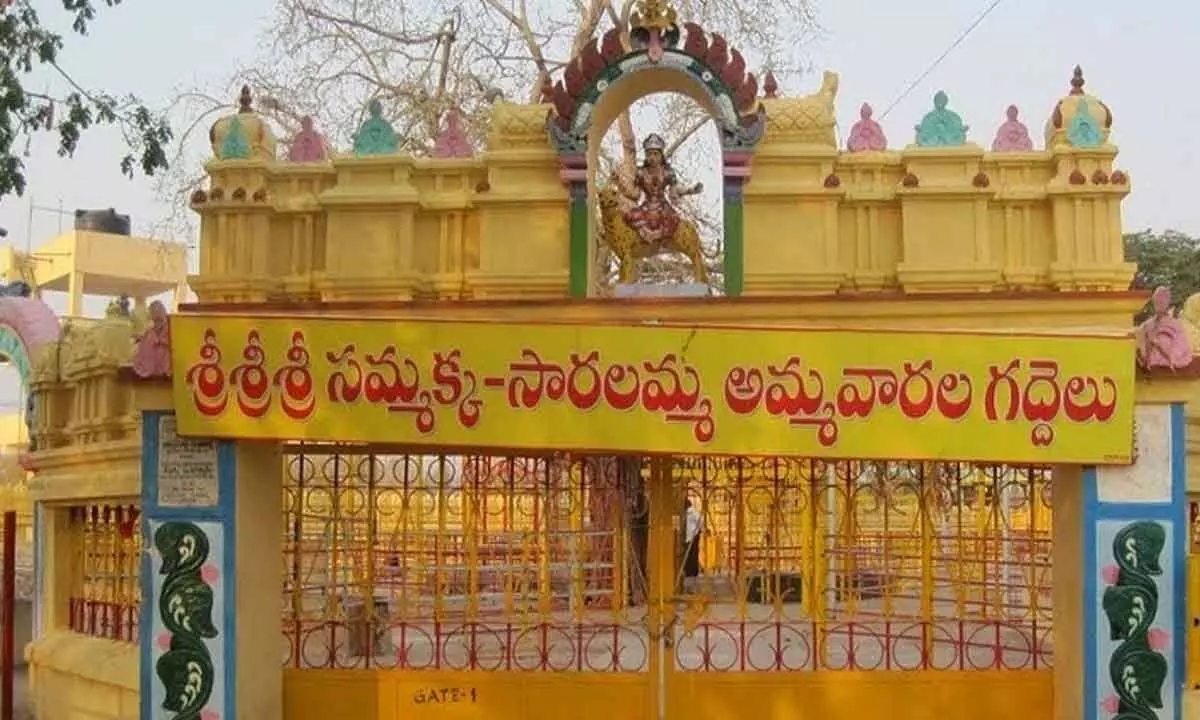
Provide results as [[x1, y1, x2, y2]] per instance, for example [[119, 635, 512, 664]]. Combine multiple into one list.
[[847, 102, 887, 152], [287, 115, 327, 162], [433, 108, 473, 159], [992, 104, 1033, 152]]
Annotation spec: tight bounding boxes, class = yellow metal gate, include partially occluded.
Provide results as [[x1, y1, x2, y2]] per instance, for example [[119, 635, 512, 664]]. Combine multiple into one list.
[[662, 458, 1053, 719], [280, 449, 1053, 720], [281, 450, 654, 720]]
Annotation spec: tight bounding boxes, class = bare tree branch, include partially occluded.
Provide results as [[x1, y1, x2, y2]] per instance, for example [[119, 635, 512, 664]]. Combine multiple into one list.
[[294, 2, 450, 45], [666, 114, 712, 158]]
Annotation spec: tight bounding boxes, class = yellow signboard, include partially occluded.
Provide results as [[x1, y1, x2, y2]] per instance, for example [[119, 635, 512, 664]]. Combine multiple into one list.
[[169, 315, 1135, 464]]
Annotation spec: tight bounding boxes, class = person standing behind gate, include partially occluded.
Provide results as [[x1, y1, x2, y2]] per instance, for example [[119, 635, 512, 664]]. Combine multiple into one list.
[[684, 499, 703, 579]]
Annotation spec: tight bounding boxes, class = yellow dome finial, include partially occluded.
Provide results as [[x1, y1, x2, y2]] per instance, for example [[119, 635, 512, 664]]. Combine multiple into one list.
[[631, 0, 677, 33], [1044, 65, 1113, 150], [630, 0, 679, 62], [208, 85, 279, 161]]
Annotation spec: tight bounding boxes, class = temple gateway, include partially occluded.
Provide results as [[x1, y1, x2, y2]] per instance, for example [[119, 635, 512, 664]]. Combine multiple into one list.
[[12, 4, 1200, 720]]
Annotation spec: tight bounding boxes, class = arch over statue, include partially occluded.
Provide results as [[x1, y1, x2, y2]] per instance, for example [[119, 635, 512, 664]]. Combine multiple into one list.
[[0, 291, 62, 452], [546, 0, 767, 297]]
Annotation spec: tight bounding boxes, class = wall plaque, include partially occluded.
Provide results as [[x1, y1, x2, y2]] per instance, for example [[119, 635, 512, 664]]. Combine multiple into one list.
[[157, 414, 219, 508]]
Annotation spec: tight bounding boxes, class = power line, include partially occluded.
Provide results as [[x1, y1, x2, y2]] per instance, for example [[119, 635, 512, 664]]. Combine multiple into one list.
[[878, 0, 1007, 121]]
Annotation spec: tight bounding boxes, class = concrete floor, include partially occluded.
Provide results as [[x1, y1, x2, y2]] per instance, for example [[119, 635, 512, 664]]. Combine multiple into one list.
[[3, 598, 34, 718], [1, 665, 31, 719]]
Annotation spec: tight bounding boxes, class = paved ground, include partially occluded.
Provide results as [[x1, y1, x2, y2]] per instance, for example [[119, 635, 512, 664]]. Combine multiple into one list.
[[1, 665, 31, 719]]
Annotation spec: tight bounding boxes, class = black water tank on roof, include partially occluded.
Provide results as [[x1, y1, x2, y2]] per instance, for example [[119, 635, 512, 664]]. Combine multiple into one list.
[[74, 208, 131, 235]]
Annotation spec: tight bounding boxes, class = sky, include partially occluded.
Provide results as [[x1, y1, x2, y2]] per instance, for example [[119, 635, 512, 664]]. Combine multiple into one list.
[[2, 0, 1196, 253], [0, 0, 1194, 412]]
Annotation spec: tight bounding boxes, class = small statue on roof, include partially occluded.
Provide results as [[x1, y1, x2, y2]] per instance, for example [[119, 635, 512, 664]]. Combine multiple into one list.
[[353, 99, 399, 156], [288, 116, 327, 163], [992, 105, 1033, 152], [915, 91, 968, 147], [432, 109, 473, 159], [847, 103, 887, 152], [132, 300, 172, 379]]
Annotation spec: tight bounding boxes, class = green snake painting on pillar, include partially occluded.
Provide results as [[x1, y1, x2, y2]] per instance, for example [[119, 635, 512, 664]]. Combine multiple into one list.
[[1101, 520, 1169, 720], [155, 521, 219, 719]]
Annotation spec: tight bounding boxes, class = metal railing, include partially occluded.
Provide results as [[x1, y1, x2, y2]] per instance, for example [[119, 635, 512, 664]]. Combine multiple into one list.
[[281, 451, 1052, 673], [67, 504, 141, 643]]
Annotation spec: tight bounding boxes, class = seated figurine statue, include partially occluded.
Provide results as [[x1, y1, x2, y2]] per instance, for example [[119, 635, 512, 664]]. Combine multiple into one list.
[[621, 134, 701, 243], [915, 91, 968, 147], [132, 300, 172, 379], [992, 106, 1033, 152], [1136, 287, 1195, 370], [597, 133, 709, 285]]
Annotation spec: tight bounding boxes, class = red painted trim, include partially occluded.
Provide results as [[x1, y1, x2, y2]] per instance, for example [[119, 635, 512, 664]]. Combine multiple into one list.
[[180, 289, 1150, 315], [167, 310, 1137, 342]]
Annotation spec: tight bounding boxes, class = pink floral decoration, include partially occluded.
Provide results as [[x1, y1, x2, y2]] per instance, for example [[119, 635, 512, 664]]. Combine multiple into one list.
[[201, 563, 220, 583], [201, 710, 221, 720], [157, 631, 172, 651], [1101, 694, 1120, 714], [1101, 564, 1120, 585], [1148, 627, 1170, 652]]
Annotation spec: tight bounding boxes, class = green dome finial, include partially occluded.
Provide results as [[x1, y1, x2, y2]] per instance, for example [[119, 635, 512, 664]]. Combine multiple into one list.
[[353, 99, 399, 156], [915, 90, 968, 147]]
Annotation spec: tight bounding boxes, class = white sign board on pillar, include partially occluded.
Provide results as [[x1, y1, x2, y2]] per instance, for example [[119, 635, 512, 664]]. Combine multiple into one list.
[[156, 414, 220, 507]]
